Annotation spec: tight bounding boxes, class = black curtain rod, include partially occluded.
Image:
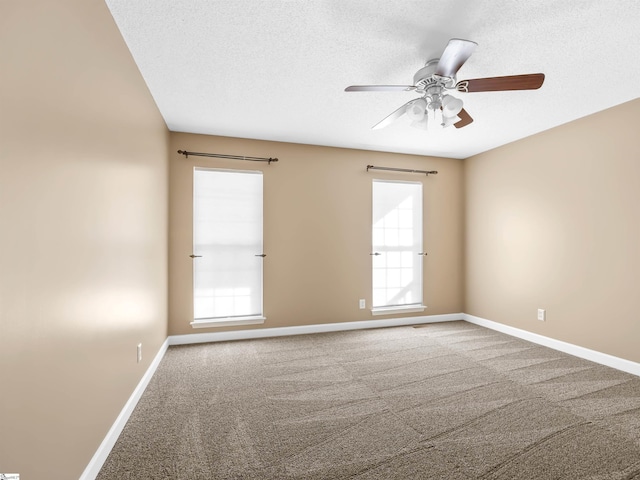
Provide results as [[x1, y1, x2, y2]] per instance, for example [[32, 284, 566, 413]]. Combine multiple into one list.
[[178, 150, 278, 164], [366, 165, 438, 176]]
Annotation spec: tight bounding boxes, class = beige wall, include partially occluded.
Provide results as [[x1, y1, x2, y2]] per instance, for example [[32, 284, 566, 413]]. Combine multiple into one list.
[[0, 2, 168, 479], [465, 98, 640, 363], [169, 133, 464, 335]]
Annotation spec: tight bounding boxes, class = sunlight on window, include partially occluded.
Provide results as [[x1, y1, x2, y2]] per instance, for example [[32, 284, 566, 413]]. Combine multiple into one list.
[[193, 168, 263, 320], [195, 287, 252, 319], [372, 181, 422, 308]]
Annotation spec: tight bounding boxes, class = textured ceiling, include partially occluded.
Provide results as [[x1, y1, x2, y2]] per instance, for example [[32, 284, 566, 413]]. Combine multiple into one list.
[[105, 0, 640, 159]]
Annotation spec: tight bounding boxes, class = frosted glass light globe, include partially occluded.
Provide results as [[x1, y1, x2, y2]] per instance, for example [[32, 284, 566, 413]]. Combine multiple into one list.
[[443, 96, 463, 117], [406, 98, 427, 121]]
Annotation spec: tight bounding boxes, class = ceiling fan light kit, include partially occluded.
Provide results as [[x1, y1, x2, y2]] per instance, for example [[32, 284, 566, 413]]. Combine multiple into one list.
[[406, 98, 428, 121], [345, 38, 545, 132]]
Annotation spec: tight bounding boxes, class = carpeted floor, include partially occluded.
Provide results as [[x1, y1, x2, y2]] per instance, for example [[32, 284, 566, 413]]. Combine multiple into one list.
[[97, 321, 640, 479]]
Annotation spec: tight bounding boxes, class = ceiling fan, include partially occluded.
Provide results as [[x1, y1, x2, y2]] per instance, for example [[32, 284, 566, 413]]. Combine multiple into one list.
[[345, 38, 545, 131]]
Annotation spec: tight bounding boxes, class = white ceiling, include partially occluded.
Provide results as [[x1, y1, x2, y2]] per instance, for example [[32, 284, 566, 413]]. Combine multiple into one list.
[[105, 0, 640, 159]]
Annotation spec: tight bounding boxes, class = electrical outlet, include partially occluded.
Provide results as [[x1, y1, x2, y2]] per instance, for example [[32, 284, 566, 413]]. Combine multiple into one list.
[[537, 309, 546, 321], [137, 343, 142, 363], [359, 299, 366, 309]]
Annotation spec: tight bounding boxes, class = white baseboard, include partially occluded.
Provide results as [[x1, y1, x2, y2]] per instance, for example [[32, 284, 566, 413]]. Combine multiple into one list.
[[79, 338, 169, 480], [463, 314, 640, 377], [168, 313, 464, 346]]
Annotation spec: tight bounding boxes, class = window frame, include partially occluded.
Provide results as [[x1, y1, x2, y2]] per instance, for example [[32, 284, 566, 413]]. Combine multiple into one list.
[[371, 179, 427, 316], [190, 167, 266, 328]]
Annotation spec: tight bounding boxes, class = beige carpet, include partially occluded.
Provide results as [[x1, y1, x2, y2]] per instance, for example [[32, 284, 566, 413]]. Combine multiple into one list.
[[97, 321, 640, 479]]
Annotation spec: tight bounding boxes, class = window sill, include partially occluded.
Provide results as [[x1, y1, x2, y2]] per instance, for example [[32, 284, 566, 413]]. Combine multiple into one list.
[[190, 316, 266, 329], [371, 305, 426, 316]]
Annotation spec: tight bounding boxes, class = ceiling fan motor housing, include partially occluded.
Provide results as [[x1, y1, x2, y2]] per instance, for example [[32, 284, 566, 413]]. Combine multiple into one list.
[[413, 59, 456, 94], [412, 59, 457, 114]]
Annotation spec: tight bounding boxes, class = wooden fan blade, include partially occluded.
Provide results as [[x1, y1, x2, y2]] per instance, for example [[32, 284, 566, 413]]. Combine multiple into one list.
[[345, 85, 416, 92], [454, 108, 473, 128], [456, 73, 545, 92], [372, 99, 417, 129], [435, 38, 478, 78]]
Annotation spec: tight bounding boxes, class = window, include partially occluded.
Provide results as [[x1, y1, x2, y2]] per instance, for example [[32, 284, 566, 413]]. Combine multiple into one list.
[[372, 180, 425, 314], [192, 168, 264, 326]]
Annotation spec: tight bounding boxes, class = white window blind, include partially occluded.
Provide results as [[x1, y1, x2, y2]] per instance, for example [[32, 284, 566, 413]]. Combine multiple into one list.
[[193, 168, 263, 320], [372, 180, 423, 308]]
